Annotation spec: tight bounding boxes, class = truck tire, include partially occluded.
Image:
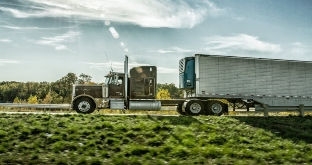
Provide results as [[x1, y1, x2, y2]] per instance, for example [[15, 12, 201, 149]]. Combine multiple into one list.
[[208, 101, 225, 116], [185, 100, 204, 115], [73, 97, 95, 114]]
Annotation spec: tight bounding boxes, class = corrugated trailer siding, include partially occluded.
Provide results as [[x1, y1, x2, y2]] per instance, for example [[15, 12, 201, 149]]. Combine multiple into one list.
[[271, 60, 289, 96], [255, 59, 271, 95], [289, 62, 305, 96], [305, 63, 312, 96], [196, 55, 312, 97]]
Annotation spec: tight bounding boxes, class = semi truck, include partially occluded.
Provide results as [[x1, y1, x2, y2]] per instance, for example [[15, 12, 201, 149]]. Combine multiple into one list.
[[71, 54, 312, 115]]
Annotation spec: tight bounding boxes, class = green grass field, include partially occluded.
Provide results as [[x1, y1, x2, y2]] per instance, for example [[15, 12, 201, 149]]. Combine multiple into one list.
[[1, 113, 312, 164]]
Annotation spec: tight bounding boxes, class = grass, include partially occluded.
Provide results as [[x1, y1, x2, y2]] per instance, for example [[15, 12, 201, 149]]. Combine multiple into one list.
[[0, 114, 312, 164], [0, 106, 179, 115]]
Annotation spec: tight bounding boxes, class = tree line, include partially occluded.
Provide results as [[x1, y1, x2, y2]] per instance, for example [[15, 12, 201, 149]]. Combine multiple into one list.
[[0, 73, 183, 104], [0, 73, 92, 104]]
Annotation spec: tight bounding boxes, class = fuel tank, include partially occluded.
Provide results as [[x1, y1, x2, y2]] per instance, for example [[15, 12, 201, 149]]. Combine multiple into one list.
[[129, 100, 161, 110]]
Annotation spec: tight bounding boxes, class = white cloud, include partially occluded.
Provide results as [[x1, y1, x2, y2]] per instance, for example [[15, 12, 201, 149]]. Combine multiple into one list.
[[35, 31, 80, 51], [87, 61, 149, 71], [157, 67, 177, 74], [87, 61, 123, 71], [0, 7, 32, 18], [1, 0, 223, 28], [157, 47, 193, 54], [0, 39, 12, 43], [0, 25, 75, 30], [55, 45, 67, 50], [204, 34, 281, 55], [204, 0, 225, 16], [0, 59, 20, 66], [0, 25, 38, 30], [285, 42, 312, 60], [86, 61, 176, 74]]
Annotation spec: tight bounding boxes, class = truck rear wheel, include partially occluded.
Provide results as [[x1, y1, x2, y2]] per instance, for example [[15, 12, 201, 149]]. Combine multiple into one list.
[[73, 97, 95, 114], [208, 101, 225, 116], [186, 100, 204, 115]]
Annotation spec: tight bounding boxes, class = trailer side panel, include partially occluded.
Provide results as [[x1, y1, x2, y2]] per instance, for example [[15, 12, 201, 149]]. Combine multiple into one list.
[[195, 54, 312, 97]]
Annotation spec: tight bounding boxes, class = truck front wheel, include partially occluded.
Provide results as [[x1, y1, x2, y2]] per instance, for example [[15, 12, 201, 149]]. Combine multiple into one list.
[[73, 97, 95, 114], [208, 101, 225, 116], [186, 100, 204, 115]]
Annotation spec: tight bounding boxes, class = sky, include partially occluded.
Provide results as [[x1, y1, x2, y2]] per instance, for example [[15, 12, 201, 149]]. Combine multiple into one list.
[[0, 0, 312, 85]]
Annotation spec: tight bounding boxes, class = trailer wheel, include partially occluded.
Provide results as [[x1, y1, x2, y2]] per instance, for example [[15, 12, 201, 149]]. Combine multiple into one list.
[[186, 100, 204, 115], [73, 97, 95, 114], [208, 101, 225, 116]]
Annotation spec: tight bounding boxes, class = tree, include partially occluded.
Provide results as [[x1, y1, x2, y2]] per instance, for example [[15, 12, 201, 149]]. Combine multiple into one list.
[[157, 83, 183, 99], [36, 82, 50, 100], [13, 97, 23, 103], [78, 73, 92, 84], [0, 73, 78, 103], [27, 95, 38, 104], [52, 73, 77, 103], [0, 81, 20, 102], [50, 91, 64, 104], [0, 72, 93, 103], [42, 92, 53, 104], [156, 89, 171, 99]]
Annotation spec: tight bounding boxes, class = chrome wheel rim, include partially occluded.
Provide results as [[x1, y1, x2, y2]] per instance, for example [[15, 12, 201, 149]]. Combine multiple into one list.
[[189, 103, 201, 114], [78, 101, 91, 112], [211, 103, 222, 114]]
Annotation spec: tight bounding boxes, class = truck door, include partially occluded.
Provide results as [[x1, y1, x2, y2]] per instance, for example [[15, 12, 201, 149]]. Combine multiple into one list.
[[108, 74, 125, 98], [179, 57, 195, 89]]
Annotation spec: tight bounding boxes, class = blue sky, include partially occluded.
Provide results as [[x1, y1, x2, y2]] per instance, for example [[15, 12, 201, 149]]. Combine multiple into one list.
[[0, 0, 311, 85]]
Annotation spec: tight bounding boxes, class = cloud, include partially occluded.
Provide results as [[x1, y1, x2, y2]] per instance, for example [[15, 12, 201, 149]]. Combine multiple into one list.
[[87, 61, 124, 71], [1, 0, 223, 28], [204, 34, 282, 55], [0, 39, 12, 43], [87, 61, 149, 71], [86, 61, 176, 74], [157, 67, 177, 74], [286, 42, 312, 60], [0, 59, 20, 66], [157, 47, 193, 54], [35, 30, 80, 51], [0, 25, 75, 30], [0, 7, 32, 18], [0, 25, 39, 30], [204, 0, 225, 16]]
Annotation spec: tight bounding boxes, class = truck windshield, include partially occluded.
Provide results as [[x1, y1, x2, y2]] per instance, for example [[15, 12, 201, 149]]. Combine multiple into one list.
[[105, 74, 123, 85], [104, 76, 111, 85], [111, 75, 123, 85]]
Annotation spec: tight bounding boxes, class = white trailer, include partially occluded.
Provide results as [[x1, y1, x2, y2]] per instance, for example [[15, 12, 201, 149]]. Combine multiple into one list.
[[179, 54, 312, 115]]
